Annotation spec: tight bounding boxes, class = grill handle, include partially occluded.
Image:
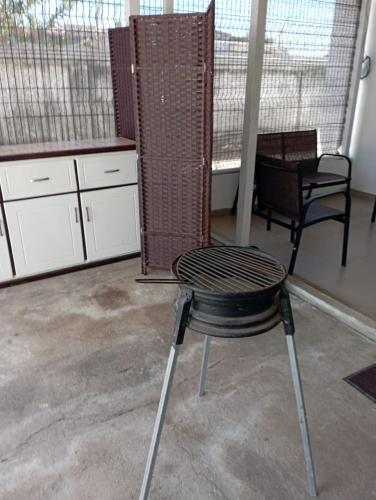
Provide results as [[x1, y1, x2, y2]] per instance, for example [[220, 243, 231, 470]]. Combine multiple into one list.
[[135, 278, 187, 284]]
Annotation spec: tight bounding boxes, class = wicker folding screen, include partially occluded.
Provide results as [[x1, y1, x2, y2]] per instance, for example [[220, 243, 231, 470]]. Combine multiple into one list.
[[109, 27, 135, 140], [130, 1, 215, 273]]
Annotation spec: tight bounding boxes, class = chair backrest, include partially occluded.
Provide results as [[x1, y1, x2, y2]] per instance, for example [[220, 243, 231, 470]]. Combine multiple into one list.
[[257, 132, 284, 159], [283, 130, 317, 161], [256, 158, 302, 220], [257, 130, 317, 161]]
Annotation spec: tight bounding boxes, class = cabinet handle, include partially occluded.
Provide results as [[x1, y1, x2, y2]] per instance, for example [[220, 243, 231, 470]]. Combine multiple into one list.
[[30, 177, 50, 183], [74, 207, 79, 223], [86, 206, 91, 222], [0, 220, 3, 237], [104, 169, 120, 174]]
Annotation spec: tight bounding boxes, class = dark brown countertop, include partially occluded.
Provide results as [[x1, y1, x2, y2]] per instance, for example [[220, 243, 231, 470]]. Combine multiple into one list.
[[0, 137, 136, 162]]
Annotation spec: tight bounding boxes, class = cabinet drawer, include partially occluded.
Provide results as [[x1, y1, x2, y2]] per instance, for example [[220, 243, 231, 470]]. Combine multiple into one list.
[[76, 151, 137, 190], [0, 158, 76, 200]]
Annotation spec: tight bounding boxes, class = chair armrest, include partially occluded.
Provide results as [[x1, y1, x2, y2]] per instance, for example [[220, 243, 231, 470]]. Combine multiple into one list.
[[317, 153, 352, 179]]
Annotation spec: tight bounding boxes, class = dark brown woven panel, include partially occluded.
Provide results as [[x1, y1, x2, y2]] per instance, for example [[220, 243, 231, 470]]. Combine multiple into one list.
[[130, 1, 214, 273], [143, 234, 200, 272], [256, 160, 301, 219], [203, 0, 215, 244], [109, 27, 135, 140]]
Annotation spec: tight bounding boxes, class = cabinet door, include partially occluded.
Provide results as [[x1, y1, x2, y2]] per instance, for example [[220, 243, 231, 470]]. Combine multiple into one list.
[[5, 194, 84, 277], [81, 185, 140, 261], [0, 218, 13, 281]]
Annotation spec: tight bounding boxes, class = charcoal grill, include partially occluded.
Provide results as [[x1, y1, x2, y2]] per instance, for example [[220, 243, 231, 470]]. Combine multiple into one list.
[[138, 246, 317, 499], [172, 246, 286, 337]]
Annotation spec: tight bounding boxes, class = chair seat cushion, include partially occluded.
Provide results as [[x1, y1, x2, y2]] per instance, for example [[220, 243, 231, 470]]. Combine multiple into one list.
[[304, 202, 344, 225]]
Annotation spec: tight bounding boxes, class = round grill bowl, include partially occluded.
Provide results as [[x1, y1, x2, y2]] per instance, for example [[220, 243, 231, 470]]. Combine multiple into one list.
[[172, 246, 287, 338]]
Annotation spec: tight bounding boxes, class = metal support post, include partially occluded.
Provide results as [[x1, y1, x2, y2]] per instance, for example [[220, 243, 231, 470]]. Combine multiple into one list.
[[235, 0, 268, 245]]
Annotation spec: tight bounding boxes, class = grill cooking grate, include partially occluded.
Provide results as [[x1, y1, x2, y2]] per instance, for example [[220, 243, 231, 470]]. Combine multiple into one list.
[[173, 246, 286, 294]]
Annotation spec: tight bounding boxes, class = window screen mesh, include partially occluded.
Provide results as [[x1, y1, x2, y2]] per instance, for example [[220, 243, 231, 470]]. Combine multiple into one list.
[[140, 1, 163, 15], [0, 0, 124, 145], [260, 0, 362, 154], [0, 0, 362, 153], [175, 0, 250, 170]]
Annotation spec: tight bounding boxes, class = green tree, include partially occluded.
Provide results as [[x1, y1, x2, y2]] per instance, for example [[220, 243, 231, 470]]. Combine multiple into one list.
[[0, 0, 78, 34]]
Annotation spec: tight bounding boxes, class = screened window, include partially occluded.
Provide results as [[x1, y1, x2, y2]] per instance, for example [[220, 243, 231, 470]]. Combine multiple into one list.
[[174, 0, 250, 170], [0, 0, 124, 145], [140, 1, 163, 15], [153, 0, 363, 167], [0, 0, 362, 158], [260, 0, 362, 154]]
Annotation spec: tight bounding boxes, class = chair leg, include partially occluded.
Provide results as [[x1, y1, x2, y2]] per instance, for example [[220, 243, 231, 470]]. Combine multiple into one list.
[[279, 289, 317, 497], [198, 335, 211, 397], [139, 290, 192, 500], [290, 220, 295, 243], [288, 225, 303, 275], [231, 186, 239, 215], [267, 210, 272, 231], [341, 193, 351, 267], [371, 197, 376, 223]]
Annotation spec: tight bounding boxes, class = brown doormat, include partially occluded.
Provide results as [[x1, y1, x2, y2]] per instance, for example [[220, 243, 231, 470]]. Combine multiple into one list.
[[344, 364, 376, 403]]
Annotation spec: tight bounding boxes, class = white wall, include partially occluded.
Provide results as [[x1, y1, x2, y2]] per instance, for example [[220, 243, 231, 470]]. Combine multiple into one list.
[[211, 170, 239, 211], [350, 0, 376, 195]]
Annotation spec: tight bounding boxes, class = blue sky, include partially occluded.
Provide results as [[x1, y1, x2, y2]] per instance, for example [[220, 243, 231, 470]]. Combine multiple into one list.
[[33, 0, 338, 57]]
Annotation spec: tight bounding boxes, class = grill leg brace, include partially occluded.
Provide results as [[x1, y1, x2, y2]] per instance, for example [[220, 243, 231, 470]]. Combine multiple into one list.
[[198, 335, 211, 397], [280, 288, 317, 497], [139, 289, 193, 500]]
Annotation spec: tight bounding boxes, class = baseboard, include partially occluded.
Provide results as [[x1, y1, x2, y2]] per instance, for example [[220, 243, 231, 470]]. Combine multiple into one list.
[[211, 208, 233, 217], [351, 188, 375, 201], [0, 253, 140, 289]]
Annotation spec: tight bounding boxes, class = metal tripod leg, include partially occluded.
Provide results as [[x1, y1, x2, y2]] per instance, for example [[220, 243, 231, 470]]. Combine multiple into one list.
[[139, 289, 192, 500], [139, 344, 180, 500], [280, 287, 317, 497], [286, 334, 317, 497], [198, 335, 211, 397]]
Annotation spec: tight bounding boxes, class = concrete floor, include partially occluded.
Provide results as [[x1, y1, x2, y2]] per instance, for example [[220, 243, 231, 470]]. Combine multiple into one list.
[[212, 194, 376, 321], [0, 259, 375, 499]]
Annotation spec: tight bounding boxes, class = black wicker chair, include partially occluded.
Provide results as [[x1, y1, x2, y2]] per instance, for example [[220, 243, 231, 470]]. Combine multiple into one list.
[[255, 157, 351, 275], [257, 130, 352, 194], [232, 130, 352, 215]]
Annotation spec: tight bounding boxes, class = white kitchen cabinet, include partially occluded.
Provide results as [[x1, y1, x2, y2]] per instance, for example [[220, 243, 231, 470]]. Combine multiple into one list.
[[81, 185, 140, 261], [5, 194, 84, 277], [0, 218, 13, 281]]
